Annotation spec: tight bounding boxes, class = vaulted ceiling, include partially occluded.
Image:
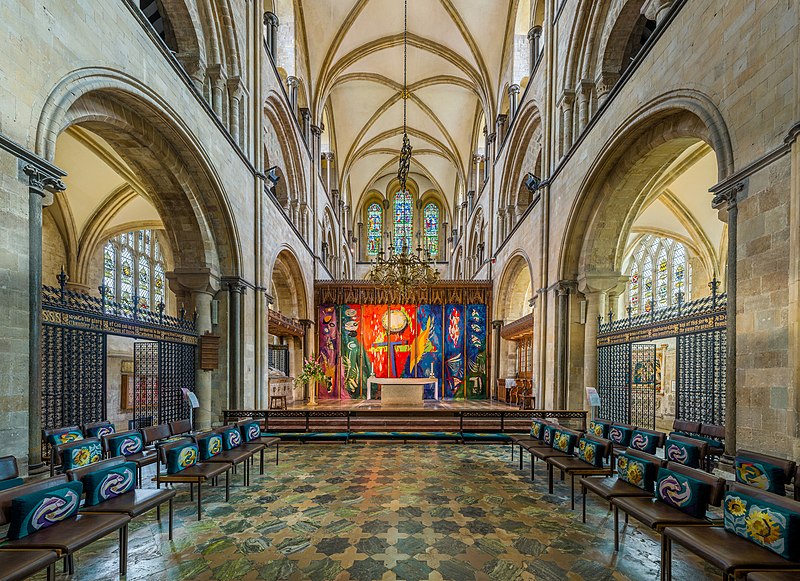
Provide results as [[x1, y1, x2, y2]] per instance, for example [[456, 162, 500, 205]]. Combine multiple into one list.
[[297, 0, 522, 215]]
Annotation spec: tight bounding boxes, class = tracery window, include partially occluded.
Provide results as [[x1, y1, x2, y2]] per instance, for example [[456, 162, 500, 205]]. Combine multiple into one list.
[[626, 234, 692, 315], [423, 202, 439, 258], [103, 229, 166, 314], [367, 202, 383, 257], [393, 190, 412, 254]]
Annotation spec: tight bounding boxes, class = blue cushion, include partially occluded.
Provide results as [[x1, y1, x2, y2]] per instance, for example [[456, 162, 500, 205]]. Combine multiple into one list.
[[222, 428, 242, 450], [241, 422, 261, 443], [665, 439, 701, 468], [736, 458, 787, 495], [629, 430, 659, 454], [655, 467, 711, 518], [577, 438, 603, 467], [47, 430, 83, 446], [166, 443, 198, 474], [608, 426, 633, 446], [542, 425, 557, 446], [0, 477, 24, 491], [723, 490, 800, 560], [589, 421, 609, 439], [108, 433, 144, 457], [530, 419, 547, 439], [552, 430, 576, 454], [7, 481, 83, 539], [82, 462, 137, 506], [198, 434, 224, 460], [62, 441, 102, 471], [617, 452, 658, 491], [85, 424, 115, 439]]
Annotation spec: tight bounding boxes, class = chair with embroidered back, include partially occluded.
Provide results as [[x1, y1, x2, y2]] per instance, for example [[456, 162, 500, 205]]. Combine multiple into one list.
[[0, 456, 23, 492], [625, 428, 666, 455], [0, 475, 131, 577], [580, 448, 667, 524], [607, 423, 638, 467], [514, 419, 557, 477], [142, 424, 173, 448], [234, 418, 280, 474], [156, 437, 230, 520], [698, 423, 726, 458], [201, 426, 257, 486], [104, 429, 158, 488], [169, 419, 194, 437], [663, 434, 708, 470], [795, 466, 800, 501], [661, 482, 800, 581], [67, 457, 177, 540], [545, 434, 614, 509], [611, 461, 726, 552], [82, 421, 116, 441], [587, 418, 612, 439], [529, 425, 584, 481], [42, 426, 84, 476], [735, 450, 796, 497], [52, 438, 103, 479], [671, 419, 702, 438]]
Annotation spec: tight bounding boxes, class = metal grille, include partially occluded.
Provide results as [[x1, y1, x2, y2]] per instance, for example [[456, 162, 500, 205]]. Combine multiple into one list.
[[41, 324, 105, 455], [269, 344, 290, 376], [134, 342, 159, 428], [676, 329, 726, 425], [630, 343, 657, 429], [159, 341, 195, 424], [597, 343, 630, 424]]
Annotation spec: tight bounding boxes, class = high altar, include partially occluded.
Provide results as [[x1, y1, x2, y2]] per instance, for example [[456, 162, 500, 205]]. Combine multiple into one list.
[[315, 281, 492, 402]]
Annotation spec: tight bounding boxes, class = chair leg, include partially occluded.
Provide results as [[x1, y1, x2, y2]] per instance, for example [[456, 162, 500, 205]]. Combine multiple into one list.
[[276, 443, 279, 465], [197, 481, 203, 521], [661, 535, 671, 581], [156, 503, 161, 521], [614, 505, 620, 551], [68, 554, 75, 575], [581, 484, 587, 523], [260, 448, 265, 475], [119, 524, 128, 576], [62, 557, 68, 574], [530, 453, 535, 480], [547, 463, 554, 494], [511, 443, 514, 462], [168, 497, 174, 540], [625, 512, 629, 524], [519, 446, 523, 470], [47, 562, 55, 581], [189, 482, 194, 501], [570, 474, 575, 510], [225, 469, 231, 501]]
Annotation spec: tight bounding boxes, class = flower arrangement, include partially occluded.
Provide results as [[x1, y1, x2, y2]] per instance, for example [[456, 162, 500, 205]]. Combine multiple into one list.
[[294, 354, 331, 390]]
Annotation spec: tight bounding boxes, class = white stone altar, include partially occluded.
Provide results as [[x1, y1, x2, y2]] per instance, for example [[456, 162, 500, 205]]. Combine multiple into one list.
[[366, 376, 439, 403]]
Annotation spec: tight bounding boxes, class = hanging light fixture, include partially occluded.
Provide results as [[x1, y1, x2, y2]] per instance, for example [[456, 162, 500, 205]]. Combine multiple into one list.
[[366, 0, 439, 297]]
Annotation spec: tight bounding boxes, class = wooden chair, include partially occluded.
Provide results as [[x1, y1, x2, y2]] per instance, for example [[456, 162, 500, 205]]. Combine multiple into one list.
[[736, 450, 796, 496], [168, 419, 194, 437], [0, 456, 20, 482], [0, 549, 59, 581], [529, 426, 585, 481], [103, 430, 158, 488], [234, 418, 281, 471], [546, 435, 614, 509]]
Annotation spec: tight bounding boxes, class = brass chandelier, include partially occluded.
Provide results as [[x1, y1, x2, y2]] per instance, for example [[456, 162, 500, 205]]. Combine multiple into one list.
[[366, 0, 439, 297]]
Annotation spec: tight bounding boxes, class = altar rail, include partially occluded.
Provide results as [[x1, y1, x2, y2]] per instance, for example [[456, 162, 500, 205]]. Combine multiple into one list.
[[223, 409, 587, 435]]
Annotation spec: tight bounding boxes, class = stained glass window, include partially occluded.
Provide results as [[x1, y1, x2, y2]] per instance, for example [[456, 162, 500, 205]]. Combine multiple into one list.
[[367, 202, 382, 257], [103, 229, 166, 316], [393, 191, 412, 254], [626, 235, 693, 315], [423, 203, 439, 257]]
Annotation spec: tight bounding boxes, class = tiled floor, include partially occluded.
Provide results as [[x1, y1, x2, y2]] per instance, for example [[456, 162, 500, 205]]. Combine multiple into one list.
[[34, 444, 718, 580]]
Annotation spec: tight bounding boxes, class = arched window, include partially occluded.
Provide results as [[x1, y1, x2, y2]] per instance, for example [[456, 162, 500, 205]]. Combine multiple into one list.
[[393, 191, 412, 254], [423, 203, 439, 258], [367, 203, 383, 257], [103, 229, 166, 314], [626, 235, 692, 315]]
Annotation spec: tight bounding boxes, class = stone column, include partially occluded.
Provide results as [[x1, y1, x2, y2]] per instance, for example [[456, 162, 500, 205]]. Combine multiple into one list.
[[300, 109, 312, 145], [24, 165, 65, 468], [226, 279, 246, 410], [508, 84, 521, 121], [528, 26, 542, 69], [712, 182, 743, 457], [323, 152, 333, 194], [496, 208, 506, 244], [594, 70, 619, 107], [491, 320, 503, 400], [263, 12, 279, 60], [577, 79, 594, 135], [442, 222, 448, 256], [357, 221, 364, 260], [555, 283, 571, 409], [227, 77, 243, 146], [299, 319, 313, 401], [467, 190, 475, 214], [287, 76, 299, 116], [310, 125, 322, 169], [642, 0, 676, 25], [506, 204, 515, 234], [559, 91, 575, 156], [208, 64, 226, 119], [495, 114, 507, 147]]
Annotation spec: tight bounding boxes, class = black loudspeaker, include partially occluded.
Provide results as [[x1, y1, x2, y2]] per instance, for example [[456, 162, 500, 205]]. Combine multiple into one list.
[[524, 172, 540, 193], [265, 166, 281, 185]]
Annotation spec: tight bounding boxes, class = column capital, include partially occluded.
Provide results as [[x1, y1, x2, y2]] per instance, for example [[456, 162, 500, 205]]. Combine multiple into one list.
[[286, 75, 299, 88], [24, 164, 65, 206], [711, 181, 744, 213], [310, 124, 322, 137], [264, 11, 279, 27], [557, 90, 576, 109], [322, 151, 334, 161], [222, 276, 248, 294], [578, 78, 595, 96], [486, 132, 497, 144], [508, 84, 521, 96], [577, 272, 627, 295], [527, 25, 542, 40], [641, 0, 675, 24], [491, 320, 504, 330], [166, 267, 220, 295]]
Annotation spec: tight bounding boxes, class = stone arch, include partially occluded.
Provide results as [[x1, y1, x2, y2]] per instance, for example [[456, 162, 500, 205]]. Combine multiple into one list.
[[268, 245, 309, 321], [558, 91, 734, 283], [36, 69, 241, 278], [264, 92, 307, 206], [151, 0, 208, 85], [496, 251, 534, 322]]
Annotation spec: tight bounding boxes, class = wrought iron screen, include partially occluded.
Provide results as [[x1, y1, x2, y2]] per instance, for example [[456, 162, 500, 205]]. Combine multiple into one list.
[[269, 344, 290, 376], [676, 329, 726, 425], [630, 343, 657, 429], [159, 341, 196, 424], [134, 342, 159, 428], [597, 342, 631, 424]]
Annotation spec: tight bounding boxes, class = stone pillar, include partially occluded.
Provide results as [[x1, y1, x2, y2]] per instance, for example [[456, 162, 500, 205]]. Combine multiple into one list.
[[225, 279, 246, 410], [508, 84, 521, 121], [712, 182, 743, 457], [24, 165, 65, 468], [467, 190, 475, 214], [442, 222, 448, 256], [300, 108, 312, 145], [263, 12, 279, 60], [528, 26, 542, 69], [491, 320, 503, 400], [496, 208, 506, 244], [310, 125, 322, 169], [323, 152, 333, 194], [208, 64, 226, 119], [506, 204, 515, 234], [287, 76, 299, 116], [495, 114, 507, 147], [555, 283, 571, 409], [227, 77, 243, 146], [486, 132, 496, 173], [577, 79, 594, 135], [594, 70, 619, 106], [642, 0, 676, 25], [559, 91, 575, 156], [357, 221, 364, 259], [299, 319, 313, 401]]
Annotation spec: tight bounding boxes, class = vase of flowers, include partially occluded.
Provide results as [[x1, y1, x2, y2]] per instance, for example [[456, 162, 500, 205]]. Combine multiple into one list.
[[295, 354, 329, 406]]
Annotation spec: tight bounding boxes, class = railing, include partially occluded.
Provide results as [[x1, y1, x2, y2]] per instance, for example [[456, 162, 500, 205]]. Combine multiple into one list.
[[268, 308, 304, 337]]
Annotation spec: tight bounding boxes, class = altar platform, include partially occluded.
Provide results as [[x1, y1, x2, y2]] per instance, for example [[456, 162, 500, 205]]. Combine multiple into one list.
[[223, 400, 588, 441]]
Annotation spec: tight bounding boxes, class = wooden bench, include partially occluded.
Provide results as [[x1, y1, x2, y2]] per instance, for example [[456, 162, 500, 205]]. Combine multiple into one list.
[[0, 548, 59, 581], [234, 418, 280, 473], [103, 429, 158, 488], [546, 434, 613, 509]]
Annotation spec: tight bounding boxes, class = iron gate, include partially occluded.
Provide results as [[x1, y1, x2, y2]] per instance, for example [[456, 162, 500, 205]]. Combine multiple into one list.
[[41, 276, 198, 453], [596, 289, 727, 429], [269, 344, 289, 376]]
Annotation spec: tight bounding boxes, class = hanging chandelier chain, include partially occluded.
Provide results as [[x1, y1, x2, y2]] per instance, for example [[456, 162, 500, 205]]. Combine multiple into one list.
[[403, 0, 407, 134]]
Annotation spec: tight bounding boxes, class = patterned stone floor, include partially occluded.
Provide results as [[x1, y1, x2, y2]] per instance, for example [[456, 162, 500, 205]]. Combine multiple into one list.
[[32, 444, 719, 580]]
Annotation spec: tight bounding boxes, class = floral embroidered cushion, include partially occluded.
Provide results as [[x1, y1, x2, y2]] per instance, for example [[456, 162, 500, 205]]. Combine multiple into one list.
[[723, 490, 800, 560], [577, 438, 603, 467], [62, 441, 102, 471], [552, 430, 577, 454], [589, 421, 609, 438], [616, 452, 657, 491], [736, 459, 787, 495]]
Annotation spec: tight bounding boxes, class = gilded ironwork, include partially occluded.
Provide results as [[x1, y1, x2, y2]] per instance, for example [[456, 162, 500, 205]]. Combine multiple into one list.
[[315, 280, 491, 308], [365, 243, 440, 299]]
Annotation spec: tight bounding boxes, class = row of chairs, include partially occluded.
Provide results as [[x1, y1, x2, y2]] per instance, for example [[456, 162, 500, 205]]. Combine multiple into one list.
[[509, 419, 800, 579]]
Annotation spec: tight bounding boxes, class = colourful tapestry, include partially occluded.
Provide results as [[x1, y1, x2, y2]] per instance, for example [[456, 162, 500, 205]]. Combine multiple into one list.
[[318, 302, 486, 400]]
